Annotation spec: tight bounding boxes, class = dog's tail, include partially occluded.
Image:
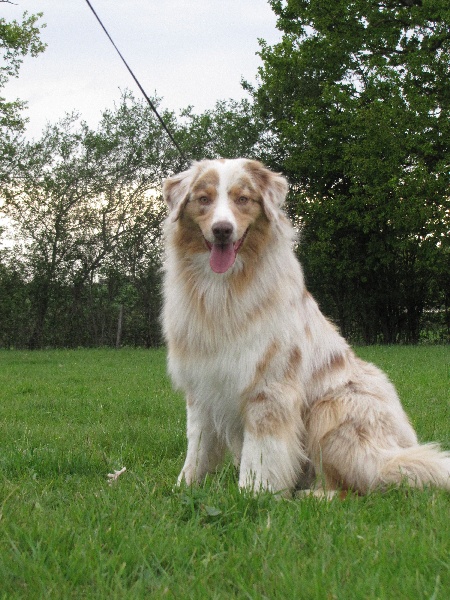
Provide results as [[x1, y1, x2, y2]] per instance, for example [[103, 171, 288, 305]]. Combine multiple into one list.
[[379, 443, 450, 491]]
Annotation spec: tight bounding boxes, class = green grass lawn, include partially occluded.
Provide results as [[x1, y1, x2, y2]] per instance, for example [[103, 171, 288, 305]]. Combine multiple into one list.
[[0, 346, 449, 599]]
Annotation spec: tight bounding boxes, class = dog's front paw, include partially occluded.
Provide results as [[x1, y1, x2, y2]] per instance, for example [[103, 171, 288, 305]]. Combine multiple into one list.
[[176, 469, 190, 486], [238, 468, 273, 494], [176, 463, 199, 486], [295, 488, 338, 500]]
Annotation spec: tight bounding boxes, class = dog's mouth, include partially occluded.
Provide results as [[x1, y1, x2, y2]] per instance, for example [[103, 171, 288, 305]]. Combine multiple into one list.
[[205, 229, 249, 274]]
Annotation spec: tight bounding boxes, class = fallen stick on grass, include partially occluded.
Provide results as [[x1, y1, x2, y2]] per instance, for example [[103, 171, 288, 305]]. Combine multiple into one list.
[[107, 467, 127, 484]]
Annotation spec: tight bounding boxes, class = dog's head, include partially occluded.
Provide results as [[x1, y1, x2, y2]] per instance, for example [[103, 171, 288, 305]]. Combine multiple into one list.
[[163, 159, 288, 274]]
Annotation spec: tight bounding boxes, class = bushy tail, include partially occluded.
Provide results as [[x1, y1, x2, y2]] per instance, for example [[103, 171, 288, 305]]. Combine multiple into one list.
[[380, 444, 450, 491]]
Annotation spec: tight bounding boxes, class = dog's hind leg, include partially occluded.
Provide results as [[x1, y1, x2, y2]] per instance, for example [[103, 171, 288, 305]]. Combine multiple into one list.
[[177, 399, 225, 486], [306, 390, 450, 494]]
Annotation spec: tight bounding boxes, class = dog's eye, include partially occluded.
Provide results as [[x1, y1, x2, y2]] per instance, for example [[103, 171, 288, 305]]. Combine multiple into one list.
[[236, 196, 249, 205], [198, 196, 212, 205]]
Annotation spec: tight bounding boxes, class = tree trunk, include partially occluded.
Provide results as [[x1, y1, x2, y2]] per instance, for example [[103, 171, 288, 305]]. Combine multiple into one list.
[[28, 279, 50, 349], [116, 304, 123, 349]]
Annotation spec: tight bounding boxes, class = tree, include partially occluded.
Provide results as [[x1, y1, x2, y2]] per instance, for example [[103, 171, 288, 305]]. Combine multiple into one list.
[[0, 6, 46, 184], [2, 93, 176, 348], [0, 5, 45, 131], [177, 98, 265, 161], [253, 0, 450, 342]]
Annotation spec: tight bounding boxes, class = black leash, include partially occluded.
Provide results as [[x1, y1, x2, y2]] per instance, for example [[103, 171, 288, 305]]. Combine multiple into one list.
[[84, 0, 188, 164]]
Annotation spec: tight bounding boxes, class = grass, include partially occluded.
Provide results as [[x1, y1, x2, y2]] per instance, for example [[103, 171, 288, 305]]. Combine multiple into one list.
[[0, 346, 449, 599]]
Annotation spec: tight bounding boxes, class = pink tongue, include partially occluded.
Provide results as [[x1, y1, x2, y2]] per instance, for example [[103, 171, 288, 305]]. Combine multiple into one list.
[[209, 243, 236, 273]]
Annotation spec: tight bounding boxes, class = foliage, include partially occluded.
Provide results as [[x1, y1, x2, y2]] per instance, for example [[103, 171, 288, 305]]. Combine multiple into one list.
[[0, 347, 449, 598], [252, 0, 450, 342], [178, 98, 264, 160], [1, 93, 174, 348], [0, 7, 46, 129], [0, 7, 46, 188]]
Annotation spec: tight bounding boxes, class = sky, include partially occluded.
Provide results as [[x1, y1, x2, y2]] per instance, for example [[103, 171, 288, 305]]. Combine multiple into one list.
[[2, 0, 283, 140]]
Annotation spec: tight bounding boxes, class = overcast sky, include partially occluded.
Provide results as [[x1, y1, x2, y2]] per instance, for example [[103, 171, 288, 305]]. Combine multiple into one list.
[[3, 0, 283, 139]]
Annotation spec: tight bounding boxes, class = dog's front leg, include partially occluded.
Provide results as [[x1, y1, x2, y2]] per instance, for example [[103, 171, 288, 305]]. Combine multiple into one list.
[[239, 431, 298, 494], [177, 399, 225, 486], [239, 393, 304, 495]]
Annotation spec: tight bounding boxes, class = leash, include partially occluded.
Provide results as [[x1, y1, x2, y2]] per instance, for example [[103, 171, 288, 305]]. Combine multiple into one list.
[[84, 0, 188, 164]]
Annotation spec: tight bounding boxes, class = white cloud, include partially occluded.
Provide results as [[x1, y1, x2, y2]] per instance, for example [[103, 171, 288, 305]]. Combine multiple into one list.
[[3, 0, 282, 138]]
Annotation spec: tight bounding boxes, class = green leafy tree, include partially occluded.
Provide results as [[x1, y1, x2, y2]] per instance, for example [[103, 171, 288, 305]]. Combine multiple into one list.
[[2, 93, 175, 348], [253, 0, 450, 342], [178, 98, 264, 161], [0, 5, 46, 183]]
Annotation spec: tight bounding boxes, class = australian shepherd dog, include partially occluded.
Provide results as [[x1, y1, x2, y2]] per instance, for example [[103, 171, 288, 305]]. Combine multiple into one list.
[[162, 158, 450, 496]]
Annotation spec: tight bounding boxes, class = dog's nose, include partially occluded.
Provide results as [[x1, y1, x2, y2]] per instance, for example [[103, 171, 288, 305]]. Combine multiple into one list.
[[212, 221, 233, 243]]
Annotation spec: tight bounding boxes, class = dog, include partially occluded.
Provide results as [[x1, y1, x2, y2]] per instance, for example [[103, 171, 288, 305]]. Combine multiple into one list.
[[162, 158, 450, 496]]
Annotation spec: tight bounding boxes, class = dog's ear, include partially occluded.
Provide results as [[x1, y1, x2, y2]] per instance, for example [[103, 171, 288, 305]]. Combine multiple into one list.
[[261, 170, 289, 221], [245, 161, 288, 221], [163, 168, 193, 222]]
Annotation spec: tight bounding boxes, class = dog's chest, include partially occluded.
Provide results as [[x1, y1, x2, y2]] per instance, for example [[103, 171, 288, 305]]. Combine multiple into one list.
[[168, 339, 261, 402]]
